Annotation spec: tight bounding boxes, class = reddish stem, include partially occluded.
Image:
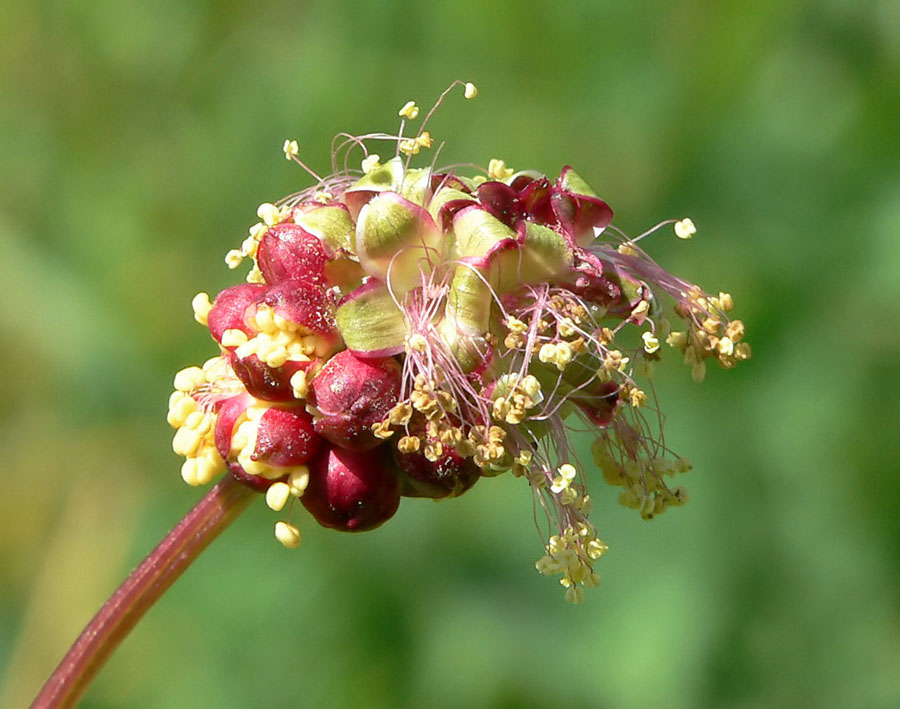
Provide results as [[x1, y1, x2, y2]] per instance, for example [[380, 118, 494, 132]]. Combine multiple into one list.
[[32, 475, 256, 708]]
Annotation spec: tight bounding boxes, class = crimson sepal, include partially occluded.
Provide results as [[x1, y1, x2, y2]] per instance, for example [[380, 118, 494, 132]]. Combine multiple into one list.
[[207, 284, 267, 343], [257, 223, 328, 285], [393, 417, 480, 499], [308, 350, 401, 451], [301, 445, 400, 532], [253, 406, 320, 467], [228, 353, 313, 402]]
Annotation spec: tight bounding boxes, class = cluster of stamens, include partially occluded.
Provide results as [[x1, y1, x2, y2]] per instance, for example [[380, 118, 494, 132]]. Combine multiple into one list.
[[166, 81, 750, 601]]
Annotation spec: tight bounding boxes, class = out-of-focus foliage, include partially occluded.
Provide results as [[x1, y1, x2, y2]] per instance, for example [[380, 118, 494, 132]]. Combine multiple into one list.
[[1, 1, 899, 707]]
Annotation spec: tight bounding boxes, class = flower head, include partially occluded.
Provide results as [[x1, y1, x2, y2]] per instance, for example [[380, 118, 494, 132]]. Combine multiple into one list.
[[167, 81, 750, 601]]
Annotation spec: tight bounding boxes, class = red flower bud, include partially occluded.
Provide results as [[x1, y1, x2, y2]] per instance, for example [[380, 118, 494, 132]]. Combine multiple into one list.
[[256, 223, 329, 285], [207, 283, 267, 343], [309, 350, 401, 450], [301, 445, 400, 532]]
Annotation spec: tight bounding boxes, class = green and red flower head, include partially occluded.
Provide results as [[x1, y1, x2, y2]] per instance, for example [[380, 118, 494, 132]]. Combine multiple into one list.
[[167, 82, 751, 601]]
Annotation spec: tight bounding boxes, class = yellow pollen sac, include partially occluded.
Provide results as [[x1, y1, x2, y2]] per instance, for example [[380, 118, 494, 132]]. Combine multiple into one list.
[[398, 101, 419, 120], [173, 367, 205, 393], [718, 292, 734, 312], [539, 343, 557, 364], [290, 370, 308, 400], [642, 331, 660, 354], [398, 436, 421, 454], [464, 82, 478, 99], [221, 329, 249, 348], [275, 521, 302, 548], [257, 202, 281, 226], [406, 333, 428, 353], [192, 292, 213, 326], [265, 482, 292, 511], [674, 218, 696, 239], [488, 158, 514, 180], [225, 249, 244, 269], [283, 139, 299, 160], [287, 467, 310, 496], [399, 138, 420, 156], [361, 153, 381, 173]]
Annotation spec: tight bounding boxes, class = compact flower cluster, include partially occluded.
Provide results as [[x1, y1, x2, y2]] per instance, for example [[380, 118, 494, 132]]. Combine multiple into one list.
[[167, 82, 750, 601]]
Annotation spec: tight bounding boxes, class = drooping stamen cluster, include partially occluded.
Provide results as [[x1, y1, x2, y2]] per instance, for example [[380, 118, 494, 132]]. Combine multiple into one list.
[[167, 82, 750, 600]]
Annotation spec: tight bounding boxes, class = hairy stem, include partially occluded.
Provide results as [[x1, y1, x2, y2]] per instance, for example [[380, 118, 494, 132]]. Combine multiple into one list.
[[32, 475, 256, 708]]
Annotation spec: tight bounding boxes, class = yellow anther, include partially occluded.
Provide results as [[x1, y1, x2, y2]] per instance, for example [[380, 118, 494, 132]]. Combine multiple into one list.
[[246, 266, 266, 284], [398, 436, 421, 454], [221, 329, 249, 348], [506, 317, 527, 333], [424, 440, 443, 462], [717, 336, 735, 356], [174, 367, 204, 392], [181, 459, 200, 486], [631, 300, 650, 319], [558, 317, 576, 338], [725, 319, 745, 341], [275, 521, 302, 548], [265, 482, 292, 511], [287, 467, 309, 496], [628, 387, 648, 407], [521, 374, 541, 398], [406, 333, 428, 353], [389, 402, 413, 426], [718, 292, 734, 312], [464, 82, 478, 99], [225, 249, 244, 269], [554, 341, 573, 370], [539, 343, 557, 364], [488, 158, 514, 180], [191, 292, 213, 326], [257, 202, 281, 226], [398, 101, 420, 120], [172, 427, 202, 457], [399, 138, 420, 156], [361, 154, 381, 173], [674, 218, 696, 239], [283, 139, 299, 160], [249, 222, 268, 240], [193, 455, 220, 486], [617, 242, 638, 256], [290, 370, 308, 400], [642, 331, 660, 354], [415, 131, 433, 148]]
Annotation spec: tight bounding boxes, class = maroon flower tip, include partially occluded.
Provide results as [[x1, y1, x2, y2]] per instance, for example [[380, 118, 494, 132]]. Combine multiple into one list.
[[207, 283, 268, 343], [301, 445, 400, 532], [309, 349, 401, 450], [253, 405, 320, 467], [257, 223, 329, 285]]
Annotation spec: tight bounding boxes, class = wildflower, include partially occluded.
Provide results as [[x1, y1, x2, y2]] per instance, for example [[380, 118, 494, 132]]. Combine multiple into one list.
[[167, 80, 751, 602]]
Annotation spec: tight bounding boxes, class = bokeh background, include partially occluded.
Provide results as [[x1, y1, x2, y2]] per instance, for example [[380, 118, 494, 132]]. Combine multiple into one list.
[[2, 1, 899, 707]]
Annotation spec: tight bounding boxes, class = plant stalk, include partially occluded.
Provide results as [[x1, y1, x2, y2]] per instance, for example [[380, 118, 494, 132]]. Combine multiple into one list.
[[32, 474, 256, 708]]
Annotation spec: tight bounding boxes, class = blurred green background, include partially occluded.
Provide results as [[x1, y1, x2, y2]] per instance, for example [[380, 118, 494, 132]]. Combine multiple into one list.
[[2, 0, 899, 707]]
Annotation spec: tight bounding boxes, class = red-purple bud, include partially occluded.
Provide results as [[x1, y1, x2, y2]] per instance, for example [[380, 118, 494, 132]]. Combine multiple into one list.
[[214, 393, 254, 459], [309, 350, 401, 450], [262, 280, 338, 342], [394, 437, 480, 499], [228, 353, 312, 402], [256, 223, 329, 285], [207, 283, 267, 343], [301, 445, 400, 532], [253, 405, 319, 467]]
